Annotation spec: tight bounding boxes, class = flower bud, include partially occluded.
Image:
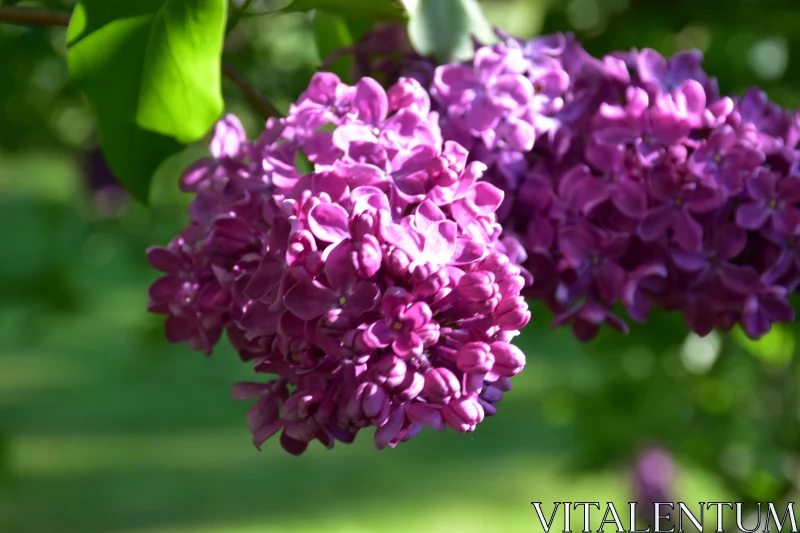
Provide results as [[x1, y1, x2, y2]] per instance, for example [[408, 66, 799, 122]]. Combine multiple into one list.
[[396, 370, 425, 401], [362, 382, 391, 423], [495, 296, 531, 330], [413, 268, 448, 297], [344, 382, 390, 424], [463, 372, 486, 395], [387, 77, 431, 115], [372, 355, 408, 388], [477, 397, 498, 416], [457, 342, 495, 374], [386, 247, 411, 276], [470, 295, 501, 315], [304, 250, 324, 277], [480, 384, 504, 404], [422, 367, 462, 403], [282, 389, 326, 422], [498, 275, 526, 298], [490, 342, 526, 377], [374, 405, 406, 450], [406, 402, 446, 431], [457, 271, 498, 301], [354, 234, 382, 278], [442, 397, 485, 432], [478, 251, 509, 273]]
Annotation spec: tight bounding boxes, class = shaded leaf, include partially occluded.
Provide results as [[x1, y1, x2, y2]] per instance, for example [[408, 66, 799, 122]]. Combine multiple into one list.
[[283, 0, 405, 20], [402, 0, 495, 63], [66, 0, 228, 202]]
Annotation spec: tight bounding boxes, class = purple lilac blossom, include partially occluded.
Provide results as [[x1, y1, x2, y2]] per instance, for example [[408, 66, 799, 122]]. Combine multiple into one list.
[[333, 23, 436, 89], [82, 147, 129, 218], [631, 447, 677, 527], [429, 30, 799, 340], [147, 74, 532, 455]]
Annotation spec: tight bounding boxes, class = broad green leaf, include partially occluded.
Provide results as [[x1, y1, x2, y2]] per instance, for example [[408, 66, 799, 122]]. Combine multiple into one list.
[[282, 0, 405, 20], [135, 0, 227, 142], [312, 12, 355, 81], [402, 0, 495, 63], [66, 0, 227, 202]]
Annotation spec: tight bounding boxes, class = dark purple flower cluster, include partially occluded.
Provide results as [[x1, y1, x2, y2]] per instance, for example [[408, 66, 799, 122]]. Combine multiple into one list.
[[430, 30, 800, 340], [147, 73, 531, 455]]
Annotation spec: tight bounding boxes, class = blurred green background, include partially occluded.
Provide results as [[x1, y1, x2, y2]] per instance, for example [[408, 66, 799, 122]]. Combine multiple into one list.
[[2, 0, 800, 531]]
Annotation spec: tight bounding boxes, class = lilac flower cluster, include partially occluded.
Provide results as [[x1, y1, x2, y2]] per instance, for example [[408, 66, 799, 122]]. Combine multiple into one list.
[[430, 30, 800, 340], [147, 74, 531, 455]]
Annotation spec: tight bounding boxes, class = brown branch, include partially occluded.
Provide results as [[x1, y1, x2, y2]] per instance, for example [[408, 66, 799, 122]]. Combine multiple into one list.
[[221, 61, 281, 119], [0, 6, 70, 27], [0, 5, 282, 120]]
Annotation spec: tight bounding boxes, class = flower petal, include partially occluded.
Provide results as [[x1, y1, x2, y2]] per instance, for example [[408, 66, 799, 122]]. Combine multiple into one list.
[[382, 222, 423, 259], [672, 211, 703, 253], [735, 200, 771, 230], [353, 77, 389, 125], [414, 200, 446, 234], [451, 239, 487, 265], [308, 203, 350, 243], [283, 279, 336, 320], [344, 282, 381, 316], [422, 220, 457, 265], [146, 246, 182, 273], [374, 406, 406, 450], [639, 205, 674, 242]]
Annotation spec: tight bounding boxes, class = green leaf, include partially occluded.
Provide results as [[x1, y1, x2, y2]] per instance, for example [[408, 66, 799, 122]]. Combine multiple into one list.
[[66, 0, 228, 202], [402, 0, 495, 63], [135, 1, 227, 142], [732, 325, 795, 368], [312, 11, 355, 81], [282, 0, 405, 20]]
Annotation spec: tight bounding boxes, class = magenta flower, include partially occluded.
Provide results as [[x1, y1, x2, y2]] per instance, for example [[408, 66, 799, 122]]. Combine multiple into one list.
[[147, 74, 532, 456], [736, 169, 800, 235], [687, 125, 764, 192], [632, 446, 677, 526], [638, 168, 723, 253], [593, 84, 703, 166], [425, 29, 798, 341], [556, 225, 629, 307], [742, 286, 795, 339], [635, 48, 710, 94], [433, 43, 537, 151], [363, 288, 439, 357], [670, 222, 759, 295]]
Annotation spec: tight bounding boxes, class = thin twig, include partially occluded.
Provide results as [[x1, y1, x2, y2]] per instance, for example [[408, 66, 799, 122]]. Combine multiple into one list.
[[0, 5, 282, 120], [0, 6, 70, 27], [221, 61, 281, 119], [226, 0, 254, 34]]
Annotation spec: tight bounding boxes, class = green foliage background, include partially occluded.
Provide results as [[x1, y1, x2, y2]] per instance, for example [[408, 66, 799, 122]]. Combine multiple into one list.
[[1, 0, 799, 531]]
